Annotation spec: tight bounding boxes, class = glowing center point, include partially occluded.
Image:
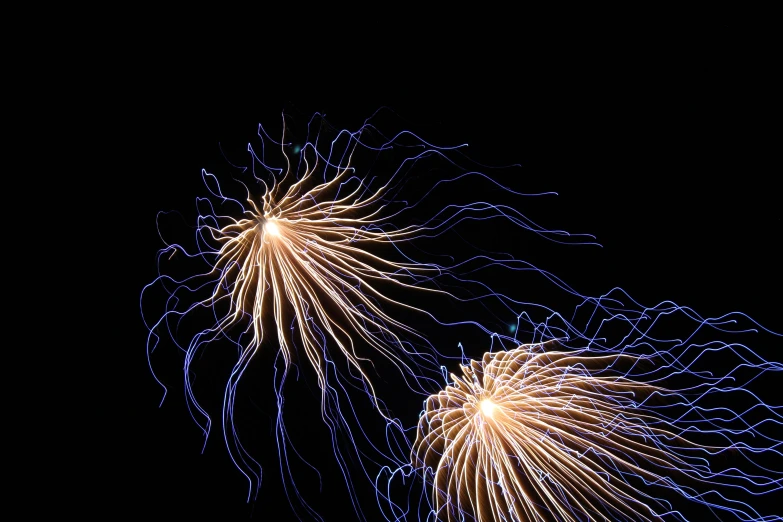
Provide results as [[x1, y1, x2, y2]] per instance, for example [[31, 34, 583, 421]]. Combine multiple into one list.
[[264, 220, 281, 237], [480, 399, 497, 418]]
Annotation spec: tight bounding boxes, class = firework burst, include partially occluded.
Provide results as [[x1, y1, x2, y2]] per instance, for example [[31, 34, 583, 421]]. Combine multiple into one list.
[[409, 328, 782, 522]]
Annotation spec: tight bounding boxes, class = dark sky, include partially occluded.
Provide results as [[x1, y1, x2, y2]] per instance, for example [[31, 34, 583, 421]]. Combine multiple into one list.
[[108, 27, 780, 521]]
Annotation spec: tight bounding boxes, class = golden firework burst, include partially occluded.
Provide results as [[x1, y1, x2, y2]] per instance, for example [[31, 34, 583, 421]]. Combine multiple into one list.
[[413, 341, 724, 521]]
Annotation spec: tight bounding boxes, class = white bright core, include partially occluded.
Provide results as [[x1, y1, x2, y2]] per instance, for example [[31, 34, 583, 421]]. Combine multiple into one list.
[[480, 399, 497, 418], [265, 220, 281, 236]]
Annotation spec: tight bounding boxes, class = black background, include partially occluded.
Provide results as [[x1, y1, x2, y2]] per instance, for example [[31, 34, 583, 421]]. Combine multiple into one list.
[[91, 24, 781, 521]]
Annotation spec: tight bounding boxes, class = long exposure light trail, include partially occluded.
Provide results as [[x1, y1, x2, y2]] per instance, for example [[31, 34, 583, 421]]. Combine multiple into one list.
[[141, 111, 781, 521]]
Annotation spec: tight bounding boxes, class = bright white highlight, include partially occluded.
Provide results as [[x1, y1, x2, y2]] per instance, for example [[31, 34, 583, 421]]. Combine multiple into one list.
[[479, 398, 496, 418], [263, 219, 280, 236]]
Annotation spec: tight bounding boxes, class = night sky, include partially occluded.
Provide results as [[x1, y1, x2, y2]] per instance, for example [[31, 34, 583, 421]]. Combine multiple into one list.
[[105, 27, 780, 521]]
